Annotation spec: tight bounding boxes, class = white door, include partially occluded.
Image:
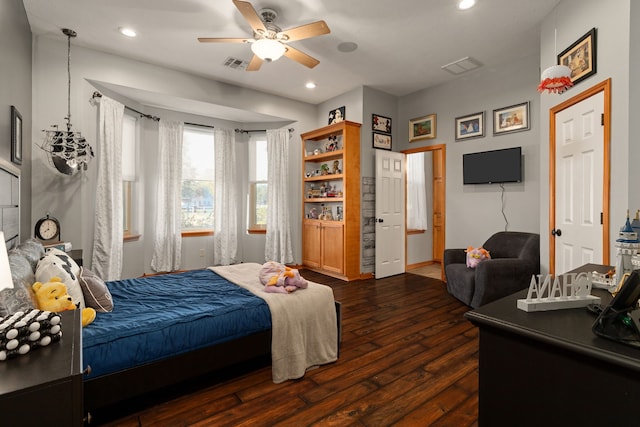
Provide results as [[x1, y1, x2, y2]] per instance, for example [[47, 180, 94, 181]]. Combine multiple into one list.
[[375, 150, 405, 278], [554, 91, 604, 273]]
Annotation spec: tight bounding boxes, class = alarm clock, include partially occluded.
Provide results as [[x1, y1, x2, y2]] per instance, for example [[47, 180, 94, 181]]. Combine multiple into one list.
[[35, 214, 61, 242]]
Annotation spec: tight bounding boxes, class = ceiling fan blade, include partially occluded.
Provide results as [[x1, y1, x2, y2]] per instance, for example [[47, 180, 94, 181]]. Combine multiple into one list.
[[198, 37, 250, 43], [283, 45, 320, 69], [281, 20, 330, 42], [232, 0, 267, 34], [246, 55, 263, 71]]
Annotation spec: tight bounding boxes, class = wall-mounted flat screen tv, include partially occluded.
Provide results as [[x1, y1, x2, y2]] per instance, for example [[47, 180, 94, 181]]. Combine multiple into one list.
[[463, 146, 522, 185]]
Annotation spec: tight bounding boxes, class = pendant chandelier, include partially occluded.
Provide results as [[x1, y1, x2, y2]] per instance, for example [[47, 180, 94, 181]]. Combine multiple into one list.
[[538, 27, 573, 94], [40, 28, 94, 176]]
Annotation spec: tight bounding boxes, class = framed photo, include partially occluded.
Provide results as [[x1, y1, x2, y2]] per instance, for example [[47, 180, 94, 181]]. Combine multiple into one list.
[[409, 114, 436, 142], [558, 27, 597, 86], [328, 106, 345, 125], [372, 114, 391, 134], [372, 132, 392, 150], [10, 106, 22, 165], [455, 111, 484, 141], [493, 101, 530, 135]]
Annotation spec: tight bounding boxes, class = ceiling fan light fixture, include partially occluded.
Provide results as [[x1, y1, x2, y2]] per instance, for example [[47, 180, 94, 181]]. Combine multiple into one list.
[[251, 38, 286, 62]]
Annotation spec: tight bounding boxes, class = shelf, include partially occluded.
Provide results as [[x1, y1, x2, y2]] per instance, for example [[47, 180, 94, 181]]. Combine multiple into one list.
[[304, 174, 343, 182], [304, 197, 344, 203], [304, 150, 343, 162]]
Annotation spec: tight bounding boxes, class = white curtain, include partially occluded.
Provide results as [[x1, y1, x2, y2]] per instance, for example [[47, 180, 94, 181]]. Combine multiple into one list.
[[150, 120, 184, 272], [91, 96, 124, 281], [265, 129, 294, 263], [213, 128, 238, 265], [407, 152, 429, 230]]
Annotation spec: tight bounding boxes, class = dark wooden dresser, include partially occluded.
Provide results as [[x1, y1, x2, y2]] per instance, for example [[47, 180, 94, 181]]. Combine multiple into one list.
[[0, 309, 83, 426], [465, 264, 640, 427]]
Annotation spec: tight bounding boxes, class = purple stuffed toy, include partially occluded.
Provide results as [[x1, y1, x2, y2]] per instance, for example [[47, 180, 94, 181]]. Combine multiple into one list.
[[259, 261, 308, 293]]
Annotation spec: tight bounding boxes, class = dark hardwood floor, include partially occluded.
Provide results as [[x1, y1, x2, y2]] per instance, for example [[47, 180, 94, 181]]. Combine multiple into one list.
[[93, 270, 479, 427]]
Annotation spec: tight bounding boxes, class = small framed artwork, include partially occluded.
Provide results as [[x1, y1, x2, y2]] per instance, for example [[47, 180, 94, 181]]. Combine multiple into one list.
[[328, 106, 345, 125], [455, 111, 484, 141], [493, 101, 530, 135], [409, 114, 436, 142], [10, 106, 22, 165], [558, 27, 597, 86], [372, 132, 392, 150], [372, 114, 392, 134]]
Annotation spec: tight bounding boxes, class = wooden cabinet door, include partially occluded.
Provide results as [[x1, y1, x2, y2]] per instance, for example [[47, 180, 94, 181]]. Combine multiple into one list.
[[302, 220, 321, 268], [321, 222, 344, 274]]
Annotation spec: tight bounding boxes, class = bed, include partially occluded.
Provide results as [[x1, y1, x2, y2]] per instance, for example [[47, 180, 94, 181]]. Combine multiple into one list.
[[2, 238, 341, 412], [0, 156, 340, 414]]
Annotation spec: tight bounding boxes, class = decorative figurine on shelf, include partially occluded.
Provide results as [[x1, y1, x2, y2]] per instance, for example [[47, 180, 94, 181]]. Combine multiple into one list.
[[336, 206, 343, 221], [332, 160, 341, 174], [322, 206, 333, 221], [313, 148, 322, 155], [308, 207, 318, 219], [321, 163, 330, 175]]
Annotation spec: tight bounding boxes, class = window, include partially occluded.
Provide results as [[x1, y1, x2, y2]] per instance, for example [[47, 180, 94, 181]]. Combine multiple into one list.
[[122, 114, 138, 238], [182, 127, 215, 232], [248, 134, 267, 232]]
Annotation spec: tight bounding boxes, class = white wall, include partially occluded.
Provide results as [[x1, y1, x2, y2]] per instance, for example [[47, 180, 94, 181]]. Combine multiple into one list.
[[538, 0, 631, 273], [398, 53, 541, 250], [31, 36, 318, 278]]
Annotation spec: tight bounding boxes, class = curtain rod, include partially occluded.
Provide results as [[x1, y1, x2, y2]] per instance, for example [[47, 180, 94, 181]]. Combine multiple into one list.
[[235, 128, 294, 134], [91, 91, 160, 122]]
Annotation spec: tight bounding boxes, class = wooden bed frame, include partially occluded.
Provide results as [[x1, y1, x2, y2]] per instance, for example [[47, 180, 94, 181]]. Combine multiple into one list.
[[84, 301, 341, 412]]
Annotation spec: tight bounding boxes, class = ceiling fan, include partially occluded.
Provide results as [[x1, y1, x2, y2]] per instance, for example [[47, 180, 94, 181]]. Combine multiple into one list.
[[198, 0, 330, 71]]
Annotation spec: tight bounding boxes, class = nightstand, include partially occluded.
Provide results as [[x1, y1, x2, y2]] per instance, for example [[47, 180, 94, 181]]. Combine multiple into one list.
[[0, 310, 83, 426]]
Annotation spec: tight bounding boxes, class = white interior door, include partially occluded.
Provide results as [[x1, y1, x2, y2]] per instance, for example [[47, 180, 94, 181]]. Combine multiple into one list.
[[375, 150, 405, 278], [554, 91, 604, 273]]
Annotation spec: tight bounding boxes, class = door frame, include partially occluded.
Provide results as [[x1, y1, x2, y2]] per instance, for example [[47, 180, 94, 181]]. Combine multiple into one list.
[[402, 144, 446, 271], [549, 78, 611, 274]]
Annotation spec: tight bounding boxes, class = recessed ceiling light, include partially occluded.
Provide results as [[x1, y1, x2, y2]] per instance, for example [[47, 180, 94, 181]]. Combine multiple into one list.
[[305, 82, 317, 89], [457, 0, 476, 10], [118, 27, 137, 38]]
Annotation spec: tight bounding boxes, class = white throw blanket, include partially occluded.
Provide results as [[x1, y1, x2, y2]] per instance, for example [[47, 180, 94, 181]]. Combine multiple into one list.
[[209, 263, 338, 383]]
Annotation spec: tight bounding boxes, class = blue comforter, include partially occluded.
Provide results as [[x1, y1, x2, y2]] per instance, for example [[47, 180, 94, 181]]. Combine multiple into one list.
[[82, 269, 271, 378]]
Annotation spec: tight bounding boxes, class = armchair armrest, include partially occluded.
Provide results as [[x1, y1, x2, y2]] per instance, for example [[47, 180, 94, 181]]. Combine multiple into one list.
[[443, 248, 467, 266]]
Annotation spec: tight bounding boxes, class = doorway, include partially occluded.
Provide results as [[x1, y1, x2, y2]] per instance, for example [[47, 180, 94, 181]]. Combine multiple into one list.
[[549, 79, 611, 274], [403, 144, 446, 279]]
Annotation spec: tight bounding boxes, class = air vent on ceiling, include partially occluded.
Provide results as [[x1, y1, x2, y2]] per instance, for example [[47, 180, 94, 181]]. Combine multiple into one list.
[[223, 56, 249, 71], [441, 56, 482, 75]]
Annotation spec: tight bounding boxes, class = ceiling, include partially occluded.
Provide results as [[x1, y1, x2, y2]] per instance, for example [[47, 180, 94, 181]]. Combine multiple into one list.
[[22, 0, 560, 121]]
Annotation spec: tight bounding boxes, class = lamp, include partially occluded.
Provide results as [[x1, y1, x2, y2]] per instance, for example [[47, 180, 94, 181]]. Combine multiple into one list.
[[0, 233, 13, 291], [251, 39, 286, 62], [538, 27, 573, 94], [40, 29, 94, 176]]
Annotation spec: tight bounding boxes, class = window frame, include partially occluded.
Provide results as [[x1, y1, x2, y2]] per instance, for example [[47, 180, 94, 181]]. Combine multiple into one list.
[[181, 125, 215, 236], [248, 134, 268, 233]]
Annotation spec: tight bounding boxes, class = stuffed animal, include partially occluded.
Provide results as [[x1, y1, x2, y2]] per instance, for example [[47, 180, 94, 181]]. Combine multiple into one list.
[[32, 277, 96, 327], [259, 261, 308, 294], [465, 246, 491, 268]]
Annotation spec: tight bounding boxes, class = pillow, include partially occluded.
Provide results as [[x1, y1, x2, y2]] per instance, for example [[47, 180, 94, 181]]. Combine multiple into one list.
[[35, 248, 85, 309], [465, 246, 491, 269], [78, 267, 113, 312], [14, 239, 45, 272]]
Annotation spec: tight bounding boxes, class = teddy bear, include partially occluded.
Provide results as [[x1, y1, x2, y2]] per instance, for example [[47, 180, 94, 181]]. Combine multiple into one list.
[[259, 261, 308, 294], [465, 246, 491, 268], [32, 277, 96, 327]]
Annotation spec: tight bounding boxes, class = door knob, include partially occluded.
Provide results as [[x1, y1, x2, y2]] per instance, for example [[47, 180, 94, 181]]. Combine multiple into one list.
[[551, 228, 562, 237], [376, 218, 384, 223]]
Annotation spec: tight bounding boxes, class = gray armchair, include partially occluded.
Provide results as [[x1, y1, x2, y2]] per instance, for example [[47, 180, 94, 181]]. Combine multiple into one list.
[[444, 231, 540, 308]]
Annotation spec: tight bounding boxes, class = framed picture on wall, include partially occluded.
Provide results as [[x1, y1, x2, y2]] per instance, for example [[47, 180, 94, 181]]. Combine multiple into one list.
[[372, 114, 392, 133], [372, 132, 392, 150], [328, 106, 345, 125], [558, 27, 597, 86], [455, 111, 484, 141], [493, 101, 530, 135], [11, 106, 22, 165], [409, 114, 436, 142]]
